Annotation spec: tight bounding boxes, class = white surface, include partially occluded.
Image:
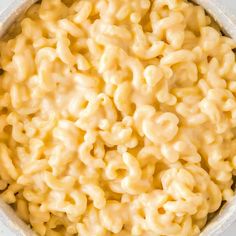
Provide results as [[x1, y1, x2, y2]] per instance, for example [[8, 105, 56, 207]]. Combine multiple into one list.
[[0, 222, 13, 235], [0, 0, 236, 235], [0, 1, 11, 13]]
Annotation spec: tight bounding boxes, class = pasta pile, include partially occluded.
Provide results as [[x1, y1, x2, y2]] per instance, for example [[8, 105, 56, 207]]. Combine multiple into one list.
[[0, 0, 236, 235]]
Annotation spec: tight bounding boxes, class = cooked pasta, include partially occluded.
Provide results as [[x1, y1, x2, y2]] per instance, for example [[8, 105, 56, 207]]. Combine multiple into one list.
[[0, 0, 236, 235]]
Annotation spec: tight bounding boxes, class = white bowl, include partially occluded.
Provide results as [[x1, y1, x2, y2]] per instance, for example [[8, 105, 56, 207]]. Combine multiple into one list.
[[0, 0, 236, 235]]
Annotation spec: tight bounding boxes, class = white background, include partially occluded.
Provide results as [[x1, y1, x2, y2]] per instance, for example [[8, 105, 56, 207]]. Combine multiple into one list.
[[0, 0, 236, 235]]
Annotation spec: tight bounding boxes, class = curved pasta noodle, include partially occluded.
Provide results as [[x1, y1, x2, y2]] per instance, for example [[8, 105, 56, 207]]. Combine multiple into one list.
[[0, 0, 236, 235]]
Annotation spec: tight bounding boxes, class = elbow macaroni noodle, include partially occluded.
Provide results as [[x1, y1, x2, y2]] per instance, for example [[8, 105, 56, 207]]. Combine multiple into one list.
[[0, 0, 236, 235]]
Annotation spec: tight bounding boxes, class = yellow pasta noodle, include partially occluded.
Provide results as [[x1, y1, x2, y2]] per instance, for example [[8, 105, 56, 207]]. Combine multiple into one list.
[[1, 0, 236, 235]]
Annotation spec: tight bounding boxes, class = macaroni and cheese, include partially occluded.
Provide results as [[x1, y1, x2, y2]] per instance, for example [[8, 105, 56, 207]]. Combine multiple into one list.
[[0, 0, 236, 235]]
